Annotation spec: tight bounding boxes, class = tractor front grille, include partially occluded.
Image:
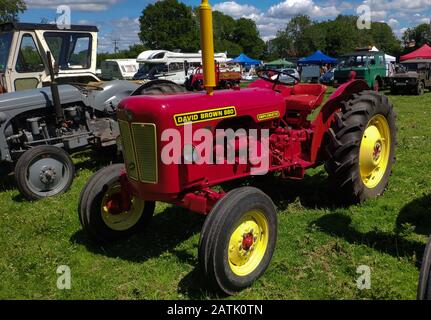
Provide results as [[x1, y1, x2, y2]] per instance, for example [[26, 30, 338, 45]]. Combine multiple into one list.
[[131, 123, 158, 183], [118, 120, 158, 184]]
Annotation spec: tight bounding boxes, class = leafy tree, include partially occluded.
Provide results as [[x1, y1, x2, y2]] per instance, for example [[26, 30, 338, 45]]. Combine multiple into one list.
[[368, 22, 401, 55], [0, 0, 26, 23], [267, 30, 293, 59], [138, 0, 199, 52], [402, 23, 431, 52], [267, 14, 401, 59], [232, 18, 265, 59]]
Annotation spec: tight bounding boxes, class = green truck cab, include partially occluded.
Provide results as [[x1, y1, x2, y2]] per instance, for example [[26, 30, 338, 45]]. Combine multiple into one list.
[[334, 51, 387, 91]]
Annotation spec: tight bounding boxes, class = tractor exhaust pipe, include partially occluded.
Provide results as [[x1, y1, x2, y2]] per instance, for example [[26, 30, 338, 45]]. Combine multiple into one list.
[[46, 51, 64, 124], [199, 0, 216, 96]]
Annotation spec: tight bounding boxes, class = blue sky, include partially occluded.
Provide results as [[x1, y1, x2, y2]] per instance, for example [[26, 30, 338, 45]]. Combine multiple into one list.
[[20, 0, 428, 53]]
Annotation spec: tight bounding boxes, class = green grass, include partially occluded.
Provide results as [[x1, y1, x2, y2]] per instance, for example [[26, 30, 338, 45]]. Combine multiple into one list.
[[1, 89, 430, 300]]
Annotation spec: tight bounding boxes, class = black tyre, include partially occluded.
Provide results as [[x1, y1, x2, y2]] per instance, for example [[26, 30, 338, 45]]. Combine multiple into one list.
[[418, 236, 431, 300], [15, 146, 75, 201], [131, 79, 187, 96], [199, 187, 277, 295], [325, 90, 397, 203], [78, 163, 155, 243], [417, 82, 425, 96]]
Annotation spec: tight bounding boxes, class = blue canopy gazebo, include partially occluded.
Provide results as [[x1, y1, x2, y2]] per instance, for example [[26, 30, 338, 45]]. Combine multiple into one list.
[[298, 50, 338, 65], [229, 53, 262, 66]]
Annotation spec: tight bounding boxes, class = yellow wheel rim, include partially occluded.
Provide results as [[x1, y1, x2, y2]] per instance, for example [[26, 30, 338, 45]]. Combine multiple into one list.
[[359, 114, 391, 189], [101, 182, 145, 231], [228, 210, 269, 277]]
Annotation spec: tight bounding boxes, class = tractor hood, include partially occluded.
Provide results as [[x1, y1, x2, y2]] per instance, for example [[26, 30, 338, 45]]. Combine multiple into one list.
[[118, 87, 286, 129], [0, 85, 88, 120], [392, 71, 418, 79]]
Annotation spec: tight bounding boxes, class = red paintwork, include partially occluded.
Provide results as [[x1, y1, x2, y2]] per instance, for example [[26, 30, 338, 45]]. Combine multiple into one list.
[[117, 78, 369, 214]]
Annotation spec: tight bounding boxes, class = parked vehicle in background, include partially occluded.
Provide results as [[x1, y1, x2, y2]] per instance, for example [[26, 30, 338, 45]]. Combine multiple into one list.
[[334, 50, 387, 91], [279, 68, 300, 84], [0, 22, 99, 93], [301, 65, 320, 83], [320, 68, 335, 85], [134, 50, 228, 84], [185, 64, 241, 91], [101, 59, 139, 80], [390, 59, 431, 95]]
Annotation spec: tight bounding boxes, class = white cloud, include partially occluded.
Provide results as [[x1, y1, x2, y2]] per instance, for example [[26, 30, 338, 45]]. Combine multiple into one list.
[[267, 0, 339, 19], [25, 0, 122, 12], [213, 1, 260, 19], [388, 18, 399, 28], [98, 17, 141, 52]]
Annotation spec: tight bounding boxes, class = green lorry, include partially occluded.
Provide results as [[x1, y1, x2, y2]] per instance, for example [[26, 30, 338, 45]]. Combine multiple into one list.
[[334, 50, 387, 91]]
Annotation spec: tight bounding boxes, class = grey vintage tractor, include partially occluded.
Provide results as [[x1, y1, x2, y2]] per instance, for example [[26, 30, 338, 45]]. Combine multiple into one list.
[[0, 22, 186, 200]]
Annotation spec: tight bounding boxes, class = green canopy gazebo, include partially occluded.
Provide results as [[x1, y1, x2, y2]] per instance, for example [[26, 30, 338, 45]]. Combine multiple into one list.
[[265, 59, 295, 69]]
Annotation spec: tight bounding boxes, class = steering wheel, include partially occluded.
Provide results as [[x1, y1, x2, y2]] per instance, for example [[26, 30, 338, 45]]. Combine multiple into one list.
[[257, 69, 300, 87]]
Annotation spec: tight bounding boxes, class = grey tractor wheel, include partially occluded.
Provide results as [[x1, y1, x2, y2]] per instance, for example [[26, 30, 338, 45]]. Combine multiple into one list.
[[199, 187, 277, 295], [78, 164, 155, 243], [15, 146, 75, 201], [325, 90, 397, 204], [418, 236, 431, 300]]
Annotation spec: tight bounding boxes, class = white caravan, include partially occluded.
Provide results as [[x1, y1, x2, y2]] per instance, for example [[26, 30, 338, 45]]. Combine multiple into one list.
[[135, 50, 228, 84], [101, 59, 139, 80]]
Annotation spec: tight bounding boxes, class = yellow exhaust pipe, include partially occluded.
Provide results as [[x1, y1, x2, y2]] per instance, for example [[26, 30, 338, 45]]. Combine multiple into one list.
[[199, 0, 216, 95]]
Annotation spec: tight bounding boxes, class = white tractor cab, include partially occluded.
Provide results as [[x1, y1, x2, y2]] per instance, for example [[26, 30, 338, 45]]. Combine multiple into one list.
[[134, 50, 228, 84], [0, 22, 99, 93], [100, 59, 139, 80]]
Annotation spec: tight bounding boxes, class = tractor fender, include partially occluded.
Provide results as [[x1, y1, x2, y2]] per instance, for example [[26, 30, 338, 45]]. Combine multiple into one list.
[[310, 79, 369, 163], [88, 80, 139, 112]]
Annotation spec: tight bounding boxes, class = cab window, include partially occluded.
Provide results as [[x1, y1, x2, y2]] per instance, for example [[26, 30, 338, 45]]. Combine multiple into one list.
[[44, 32, 92, 69], [169, 62, 184, 72], [15, 34, 44, 73]]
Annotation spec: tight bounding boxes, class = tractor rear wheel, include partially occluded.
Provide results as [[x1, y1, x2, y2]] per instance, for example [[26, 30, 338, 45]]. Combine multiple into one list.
[[198, 187, 277, 295], [325, 90, 397, 203], [418, 236, 431, 300], [131, 80, 186, 96], [15, 146, 75, 201], [78, 163, 155, 243]]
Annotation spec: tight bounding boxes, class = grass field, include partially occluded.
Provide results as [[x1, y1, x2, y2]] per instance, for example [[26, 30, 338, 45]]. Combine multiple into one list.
[[0, 88, 430, 300]]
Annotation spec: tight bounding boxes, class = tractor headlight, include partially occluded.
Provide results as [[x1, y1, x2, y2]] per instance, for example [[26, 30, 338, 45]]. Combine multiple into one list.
[[124, 109, 134, 122], [183, 144, 199, 163]]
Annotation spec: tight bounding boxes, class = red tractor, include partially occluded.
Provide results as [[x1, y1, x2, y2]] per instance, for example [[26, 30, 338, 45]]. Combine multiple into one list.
[[78, 1, 397, 295]]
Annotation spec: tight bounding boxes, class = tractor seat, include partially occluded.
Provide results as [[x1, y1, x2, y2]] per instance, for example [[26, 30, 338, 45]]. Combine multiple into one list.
[[285, 84, 327, 111]]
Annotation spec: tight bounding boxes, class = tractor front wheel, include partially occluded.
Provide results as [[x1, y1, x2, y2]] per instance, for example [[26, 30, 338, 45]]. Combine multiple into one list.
[[78, 164, 155, 243], [325, 90, 397, 203], [418, 236, 431, 300], [15, 146, 75, 201], [199, 187, 277, 295]]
